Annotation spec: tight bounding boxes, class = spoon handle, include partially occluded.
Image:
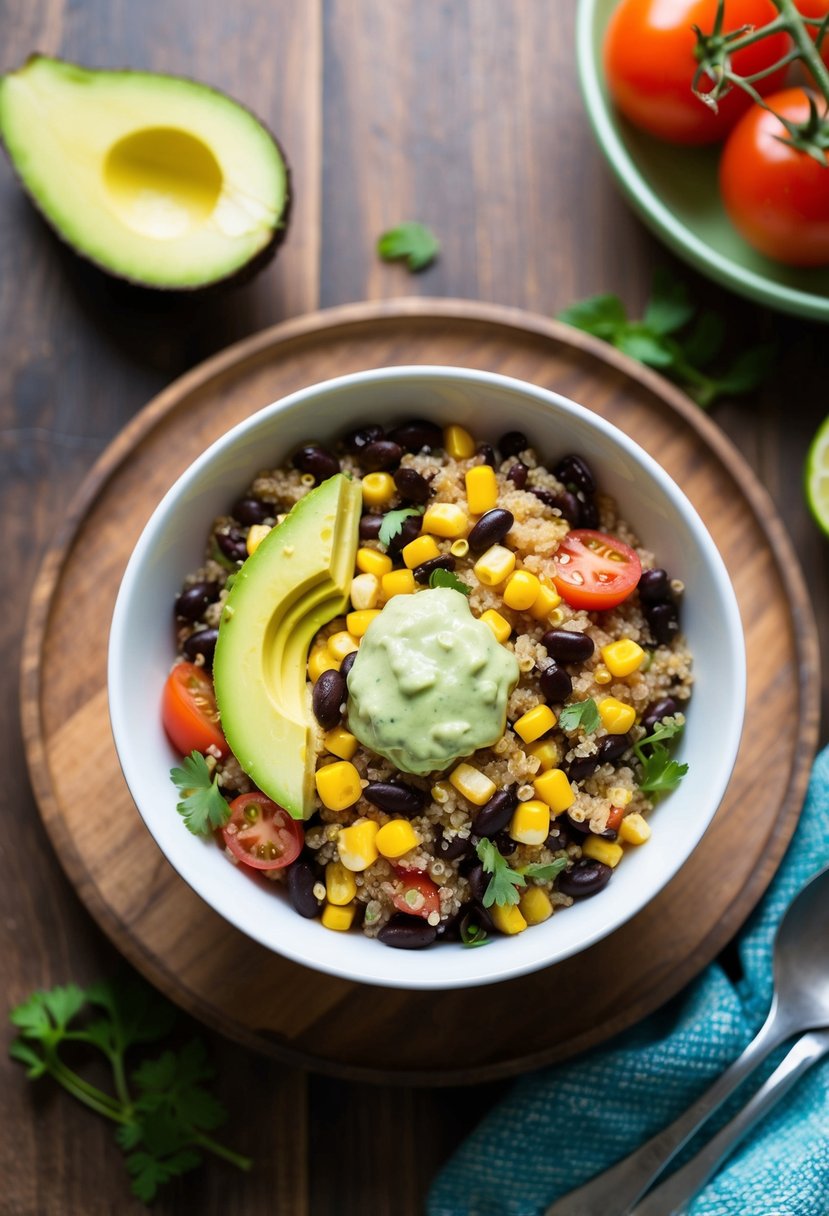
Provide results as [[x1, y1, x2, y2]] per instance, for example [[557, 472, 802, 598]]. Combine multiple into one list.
[[544, 1008, 788, 1216], [628, 1027, 829, 1216]]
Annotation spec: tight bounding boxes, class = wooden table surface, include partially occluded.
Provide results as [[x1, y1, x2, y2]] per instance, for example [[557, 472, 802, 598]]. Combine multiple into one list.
[[3, 3, 827, 1213]]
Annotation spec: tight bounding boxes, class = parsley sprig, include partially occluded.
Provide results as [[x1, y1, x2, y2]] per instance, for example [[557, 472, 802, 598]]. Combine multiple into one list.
[[558, 698, 600, 734], [633, 719, 689, 795], [475, 839, 567, 908], [378, 505, 425, 549], [9, 978, 251, 1203], [377, 222, 440, 272], [170, 751, 230, 836], [429, 568, 471, 595]]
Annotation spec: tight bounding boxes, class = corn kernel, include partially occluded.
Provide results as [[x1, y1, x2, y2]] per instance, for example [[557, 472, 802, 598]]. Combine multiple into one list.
[[513, 704, 556, 743], [321, 902, 356, 932], [376, 819, 421, 859], [337, 817, 380, 871], [608, 786, 633, 808], [473, 544, 516, 587], [356, 547, 392, 577], [450, 538, 469, 557], [533, 768, 576, 814], [444, 424, 476, 460], [381, 568, 416, 599], [431, 780, 452, 804], [509, 799, 550, 845], [308, 644, 339, 682], [582, 835, 624, 868], [619, 813, 652, 845], [361, 472, 395, 508], [490, 902, 527, 935], [350, 572, 380, 609], [402, 534, 441, 569], [598, 697, 636, 734], [503, 570, 542, 611], [324, 725, 359, 760], [449, 762, 497, 806], [528, 583, 562, 620], [526, 738, 560, 771], [465, 465, 498, 514], [346, 609, 381, 637], [325, 860, 357, 905], [245, 523, 271, 555], [422, 502, 469, 538], [601, 639, 646, 678], [328, 630, 359, 660], [479, 609, 512, 643], [519, 886, 553, 926], [315, 761, 362, 811], [594, 664, 612, 685]]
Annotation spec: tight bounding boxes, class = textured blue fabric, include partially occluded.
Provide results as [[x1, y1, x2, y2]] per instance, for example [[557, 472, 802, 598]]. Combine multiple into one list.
[[428, 748, 829, 1216]]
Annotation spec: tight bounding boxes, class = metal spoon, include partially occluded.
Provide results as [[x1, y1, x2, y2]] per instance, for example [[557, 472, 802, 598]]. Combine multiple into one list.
[[545, 863, 829, 1216]]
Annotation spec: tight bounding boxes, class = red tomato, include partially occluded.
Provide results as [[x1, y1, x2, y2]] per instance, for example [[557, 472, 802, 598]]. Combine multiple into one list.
[[604, 0, 790, 145], [551, 530, 642, 611], [393, 869, 441, 920], [795, 0, 829, 66], [720, 87, 829, 265], [162, 662, 227, 756], [221, 793, 304, 870]]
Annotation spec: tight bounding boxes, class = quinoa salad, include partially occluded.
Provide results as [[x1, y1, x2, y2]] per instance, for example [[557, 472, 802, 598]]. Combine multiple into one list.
[[163, 418, 692, 951]]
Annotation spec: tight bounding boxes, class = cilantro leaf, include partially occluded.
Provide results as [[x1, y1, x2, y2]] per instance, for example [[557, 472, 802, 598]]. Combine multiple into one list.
[[428, 568, 471, 595], [86, 975, 176, 1049], [557, 293, 627, 340], [642, 269, 695, 335], [377, 222, 440, 272], [633, 719, 689, 795], [378, 505, 424, 549], [8, 1039, 47, 1078], [558, 698, 600, 734], [170, 751, 230, 836], [125, 1147, 202, 1203], [616, 326, 676, 369], [475, 838, 526, 907], [520, 858, 568, 883], [460, 920, 491, 948]]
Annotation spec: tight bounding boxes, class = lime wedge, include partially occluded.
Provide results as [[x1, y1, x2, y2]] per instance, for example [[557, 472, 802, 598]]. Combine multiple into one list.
[[806, 415, 829, 537]]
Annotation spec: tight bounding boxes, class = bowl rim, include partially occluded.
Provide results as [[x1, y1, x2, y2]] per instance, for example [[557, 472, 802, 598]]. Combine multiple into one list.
[[108, 363, 746, 989]]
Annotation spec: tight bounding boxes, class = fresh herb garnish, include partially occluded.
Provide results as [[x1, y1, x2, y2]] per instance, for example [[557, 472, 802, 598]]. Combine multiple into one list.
[[377, 221, 440, 272], [460, 920, 491, 949], [558, 698, 601, 734], [475, 840, 567, 908], [519, 858, 568, 883], [633, 719, 689, 795], [9, 977, 251, 1203], [428, 568, 471, 596], [378, 505, 425, 549], [170, 751, 230, 836], [558, 269, 775, 409]]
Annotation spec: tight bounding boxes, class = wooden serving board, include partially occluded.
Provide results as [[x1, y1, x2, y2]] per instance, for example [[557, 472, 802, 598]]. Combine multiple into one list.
[[21, 298, 819, 1085]]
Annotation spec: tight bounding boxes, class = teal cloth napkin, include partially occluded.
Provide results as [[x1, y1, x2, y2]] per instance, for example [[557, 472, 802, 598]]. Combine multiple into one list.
[[428, 747, 829, 1216]]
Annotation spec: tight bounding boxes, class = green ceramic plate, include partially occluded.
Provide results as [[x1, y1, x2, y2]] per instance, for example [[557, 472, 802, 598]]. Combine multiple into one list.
[[577, 0, 829, 321]]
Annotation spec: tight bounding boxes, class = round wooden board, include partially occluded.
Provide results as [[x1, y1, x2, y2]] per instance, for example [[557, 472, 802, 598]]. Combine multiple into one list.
[[21, 298, 819, 1086]]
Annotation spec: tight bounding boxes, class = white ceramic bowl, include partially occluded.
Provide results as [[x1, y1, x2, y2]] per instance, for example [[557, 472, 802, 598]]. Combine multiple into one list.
[[109, 366, 745, 990]]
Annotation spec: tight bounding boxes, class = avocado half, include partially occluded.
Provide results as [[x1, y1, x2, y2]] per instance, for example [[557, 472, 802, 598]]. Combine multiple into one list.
[[0, 55, 291, 290]]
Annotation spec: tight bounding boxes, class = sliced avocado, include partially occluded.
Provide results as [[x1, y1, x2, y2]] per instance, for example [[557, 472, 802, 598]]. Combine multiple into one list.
[[214, 474, 362, 819], [0, 55, 291, 289]]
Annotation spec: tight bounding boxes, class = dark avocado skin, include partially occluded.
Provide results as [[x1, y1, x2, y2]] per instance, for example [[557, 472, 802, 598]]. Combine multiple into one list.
[[0, 53, 293, 293]]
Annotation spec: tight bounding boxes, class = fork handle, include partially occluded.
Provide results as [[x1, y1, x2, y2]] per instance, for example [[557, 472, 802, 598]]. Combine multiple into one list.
[[544, 1007, 789, 1216]]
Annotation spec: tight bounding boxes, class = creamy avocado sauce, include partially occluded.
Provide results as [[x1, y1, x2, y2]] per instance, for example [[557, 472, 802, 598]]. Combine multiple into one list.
[[346, 587, 520, 776]]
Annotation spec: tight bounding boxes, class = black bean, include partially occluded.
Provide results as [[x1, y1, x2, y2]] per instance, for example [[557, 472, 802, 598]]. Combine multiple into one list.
[[498, 431, 529, 458], [175, 580, 219, 621], [312, 669, 346, 729], [639, 569, 671, 603], [436, 908, 464, 940], [557, 858, 613, 898], [386, 514, 423, 554], [545, 822, 571, 850], [578, 498, 599, 529], [377, 914, 437, 949], [216, 527, 247, 564], [642, 697, 679, 735], [388, 420, 443, 452], [466, 863, 488, 905], [359, 514, 384, 540], [540, 662, 573, 704], [344, 424, 384, 453], [491, 830, 517, 857], [183, 628, 219, 669], [597, 733, 632, 763], [232, 497, 270, 526], [477, 443, 497, 468], [340, 651, 357, 680], [567, 756, 598, 783], [532, 486, 581, 524], [460, 902, 495, 937], [292, 443, 340, 483], [413, 555, 456, 585], [394, 466, 431, 504], [473, 786, 518, 839], [361, 440, 403, 471], [435, 825, 473, 861], [507, 461, 528, 489], [287, 861, 322, 919], [467, 508, 515, 553], [646, 601, 680, 646], [363, 781, 426, 817], [554, 454, 597, 496], [541, 628, 595, 664]]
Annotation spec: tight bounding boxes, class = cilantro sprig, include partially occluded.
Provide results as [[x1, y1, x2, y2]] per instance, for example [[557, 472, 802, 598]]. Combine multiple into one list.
[[9, 977, 251, 1203], [377, 222, 440, 272], [378, 505, 425, 549], [429, 568, 471, 595], [475, 839, 567, 908], [558, 270, 775, 409], [633, 719, 689, 795], [558, 698, 600, 734], [170, 751, 230, 836]]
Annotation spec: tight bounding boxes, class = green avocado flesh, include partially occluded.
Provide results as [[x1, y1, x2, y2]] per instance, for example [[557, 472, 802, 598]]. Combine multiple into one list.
[[0, 56, 290, 288], [213, 474, 362, 820]]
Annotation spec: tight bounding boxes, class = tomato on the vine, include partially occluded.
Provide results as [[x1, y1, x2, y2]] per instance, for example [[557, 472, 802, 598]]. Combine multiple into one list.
[[161, 662, 227, 756], [551, 530, 642, 611], [603, 0, 790, 145], [221, 793, 304, 870], [720, 87, 829, 266], [795, 0, 829, 67]]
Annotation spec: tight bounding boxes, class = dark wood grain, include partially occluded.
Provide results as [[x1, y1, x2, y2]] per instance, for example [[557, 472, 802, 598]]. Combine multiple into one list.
[[2, 0, 827, 1213]]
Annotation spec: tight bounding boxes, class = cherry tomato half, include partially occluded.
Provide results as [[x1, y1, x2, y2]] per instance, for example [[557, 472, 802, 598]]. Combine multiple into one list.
[[604, 0, 790, 145], [221, 793, 304, 871], [551, 529, 642, 611], [393, 869, 441, 920], [720, 87, 829, 266], [161, 662, 227, 756]]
